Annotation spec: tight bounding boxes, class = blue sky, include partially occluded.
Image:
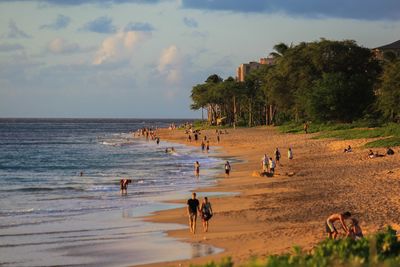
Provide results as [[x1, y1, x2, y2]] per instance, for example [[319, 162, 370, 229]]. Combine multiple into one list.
[[0, 0, 399, 118]]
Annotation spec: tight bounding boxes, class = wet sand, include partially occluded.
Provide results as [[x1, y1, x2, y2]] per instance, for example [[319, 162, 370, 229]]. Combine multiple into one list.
[[138, 126, 400, 267]]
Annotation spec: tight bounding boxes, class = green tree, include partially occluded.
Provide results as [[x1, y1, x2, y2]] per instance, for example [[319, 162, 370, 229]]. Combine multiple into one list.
[[377, 60, 400, 121]]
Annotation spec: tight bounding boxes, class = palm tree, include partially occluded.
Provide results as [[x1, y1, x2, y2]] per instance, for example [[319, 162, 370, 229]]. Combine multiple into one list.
[[269, 42, 289, 58]]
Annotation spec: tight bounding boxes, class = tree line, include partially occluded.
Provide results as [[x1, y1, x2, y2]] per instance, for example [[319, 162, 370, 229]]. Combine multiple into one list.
[[190, 39, 400, 127]]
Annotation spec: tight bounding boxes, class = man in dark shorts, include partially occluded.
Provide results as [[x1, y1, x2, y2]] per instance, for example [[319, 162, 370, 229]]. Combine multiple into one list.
[[187, 192, 200, 234]]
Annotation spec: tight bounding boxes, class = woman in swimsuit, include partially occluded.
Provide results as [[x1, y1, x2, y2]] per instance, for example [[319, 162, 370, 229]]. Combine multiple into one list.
[[194, 161, 200, 177], [200, 197, 213, 232]]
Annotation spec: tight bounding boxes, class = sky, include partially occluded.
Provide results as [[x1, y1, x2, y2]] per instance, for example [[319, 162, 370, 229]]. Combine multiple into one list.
[[0, 0, 400, 118]]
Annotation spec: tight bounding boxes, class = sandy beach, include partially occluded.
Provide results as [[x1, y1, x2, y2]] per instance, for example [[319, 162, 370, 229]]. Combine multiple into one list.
[[138, 126, 400, 267]]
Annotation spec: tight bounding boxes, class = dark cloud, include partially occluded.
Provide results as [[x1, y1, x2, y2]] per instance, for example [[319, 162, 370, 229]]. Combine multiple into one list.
[[40, 14, 71, 30], [4, 20, 31, 39], [181, 0, 400, 21], [124, 22, 154, 32], [0, 43, 24, 52], [183, 17, 198, 28], [80, 16, 116, 33]]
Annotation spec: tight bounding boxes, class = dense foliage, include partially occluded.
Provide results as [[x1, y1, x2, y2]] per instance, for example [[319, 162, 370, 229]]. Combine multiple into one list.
[[190, 39, 400, 126], [192, 227, 400, 267]]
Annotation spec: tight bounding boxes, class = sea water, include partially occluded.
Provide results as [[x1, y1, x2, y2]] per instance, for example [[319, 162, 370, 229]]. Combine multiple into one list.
[[0, 119, 223, 267]]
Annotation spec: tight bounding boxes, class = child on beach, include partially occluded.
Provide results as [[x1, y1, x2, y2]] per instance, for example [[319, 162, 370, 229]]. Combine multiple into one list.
[[200, 197, 213, 232], [194, 161, 200, 177], [187, 192, 200, 234], [325, 212, 351, 239], [347, 218, 363, 240], [224, 161, 231, 177]]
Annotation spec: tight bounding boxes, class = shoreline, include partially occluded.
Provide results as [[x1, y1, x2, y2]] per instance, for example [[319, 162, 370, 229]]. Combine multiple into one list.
[[137, 126, 400, 267]]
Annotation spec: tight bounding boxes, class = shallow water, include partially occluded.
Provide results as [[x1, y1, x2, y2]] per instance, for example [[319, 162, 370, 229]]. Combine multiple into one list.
[[0, 119, 223, 266]]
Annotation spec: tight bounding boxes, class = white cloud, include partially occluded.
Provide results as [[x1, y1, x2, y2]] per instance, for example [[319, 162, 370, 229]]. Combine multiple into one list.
[[93, 31, 149, 65], [158, 45, 182, 84], [47, 38, 79, 54]]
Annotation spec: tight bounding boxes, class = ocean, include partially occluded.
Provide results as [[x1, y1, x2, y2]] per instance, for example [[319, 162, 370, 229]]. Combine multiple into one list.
[[0, 119, 223, 267]]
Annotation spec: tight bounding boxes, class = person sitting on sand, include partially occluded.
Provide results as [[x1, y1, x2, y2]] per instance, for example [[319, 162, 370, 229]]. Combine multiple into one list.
[[368, 149, 375, 158], [346, 218, 363, 240], [187, 192, 200, 234], [387, 147, 395, 155], [200, 197, 213, 232], [194, 161, 200, 177], [224, 161, 231, 177], [344, 145, 352, 153], [325, 211, 351, 239]]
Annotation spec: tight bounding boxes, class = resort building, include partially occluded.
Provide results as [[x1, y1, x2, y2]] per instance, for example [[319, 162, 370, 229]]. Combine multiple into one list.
[[236, 57, 275, 82], [372, 40, 400, 60]]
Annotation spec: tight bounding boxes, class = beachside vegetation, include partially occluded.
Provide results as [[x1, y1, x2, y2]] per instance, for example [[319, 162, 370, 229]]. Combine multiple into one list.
[[192, 227, 400, 267], [278, 122, 400, 148], [190, 39, 400, 128]]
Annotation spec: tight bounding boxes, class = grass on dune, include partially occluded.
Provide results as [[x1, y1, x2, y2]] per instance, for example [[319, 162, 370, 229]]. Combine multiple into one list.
[[279, 122, 400, 148], [364, 137, 400, 148]]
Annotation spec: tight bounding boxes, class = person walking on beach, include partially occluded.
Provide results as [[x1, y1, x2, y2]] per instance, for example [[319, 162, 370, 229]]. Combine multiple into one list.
[[275, 148, 281, 164], [194, 132, 198, 142], [217, 134, 220, 143], [200, 197, 213, 232], [187, 192, 200, 234], [288, 148, 293, 160], [206, 141, 210, 153], [325, 212, 351, 239], [194, 161, 200, 177], [224, 161, 231, 177], [188, 134, 192, 142], [201, 141, 205, 152], [303, 122, 309, 134]]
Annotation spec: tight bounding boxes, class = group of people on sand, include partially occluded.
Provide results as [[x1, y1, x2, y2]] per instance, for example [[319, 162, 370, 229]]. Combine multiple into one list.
[[344, 144, 396, 158], [187, 192, 213, 234], [325, 212, 363, 240], [368, 147, 395, 158], [261, 147, 293, 176]]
